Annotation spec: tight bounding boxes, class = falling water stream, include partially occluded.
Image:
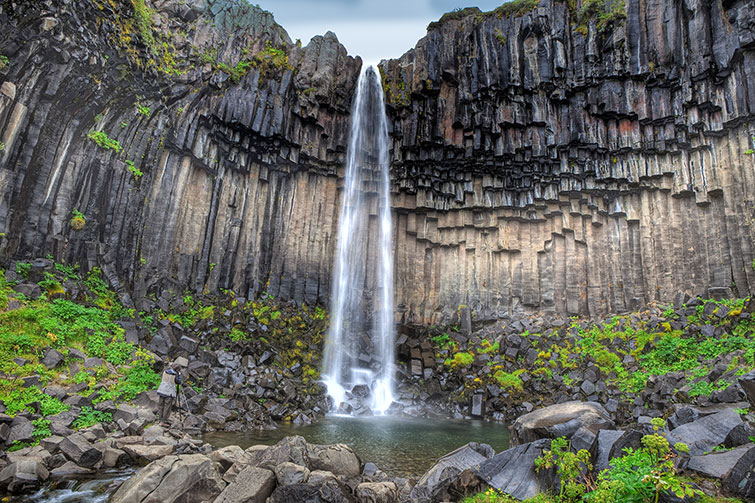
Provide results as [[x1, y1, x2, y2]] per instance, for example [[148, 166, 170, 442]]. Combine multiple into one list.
[[321, 65, 394, 413]]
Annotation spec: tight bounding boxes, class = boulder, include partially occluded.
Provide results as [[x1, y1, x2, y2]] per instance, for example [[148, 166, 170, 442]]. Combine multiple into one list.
[[687, 444, 754, 479], [510, 401, 615, 445], [722, 445, 755, 499], [356, 482, 398, 503], [214, 465, 276, 503], [50, 460, 94, 479], [267, 479, 353, 503], [667, 409, 742, 455], [274, 461, 310, 485], [307, 443, 361, 478], [59, 433, 102, 467], [7, 419, 34, 444], [114, 403, 139, 423], [111, 454, 226, 503], [0, 459, 49, 493], [738, 370, 755, 407], [410, 442, 494, 502], [209, 445, 246, 472], [41, 348, 64, 369], [591, 429, 624, 473], [123, 443, 175, 464], [224, 437, 309, 482], [473, 439, 553, 501]]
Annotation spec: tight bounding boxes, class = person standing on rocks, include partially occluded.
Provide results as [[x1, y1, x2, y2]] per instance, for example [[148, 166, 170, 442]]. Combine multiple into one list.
[[157, 362, 181, 425]]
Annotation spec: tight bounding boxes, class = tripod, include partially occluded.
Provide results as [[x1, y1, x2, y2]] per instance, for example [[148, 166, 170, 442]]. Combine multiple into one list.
[[174, 383, 194, 425]]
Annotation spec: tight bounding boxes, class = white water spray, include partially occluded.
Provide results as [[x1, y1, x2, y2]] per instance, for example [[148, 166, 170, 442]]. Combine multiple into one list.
[[322, 65, 394, 414]]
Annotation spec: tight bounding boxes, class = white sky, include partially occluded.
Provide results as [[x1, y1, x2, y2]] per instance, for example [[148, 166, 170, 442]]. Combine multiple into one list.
[[255, 0, 508, 65]]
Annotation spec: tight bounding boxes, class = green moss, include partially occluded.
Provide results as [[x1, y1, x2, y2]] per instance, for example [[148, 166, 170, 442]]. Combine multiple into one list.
[[427, 7, 482, 30], [0, 54, 8, 71], [576, 0, 627, 35], [131, 0, 155, 51], [491, 0, 540, 19]]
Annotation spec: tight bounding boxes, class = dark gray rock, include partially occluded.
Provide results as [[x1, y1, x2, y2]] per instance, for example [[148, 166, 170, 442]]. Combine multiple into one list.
[[667, 409, 743, 455], [472, 439, 553, 501], [410, 442, 494, 502], [59, 433, 102, 467]]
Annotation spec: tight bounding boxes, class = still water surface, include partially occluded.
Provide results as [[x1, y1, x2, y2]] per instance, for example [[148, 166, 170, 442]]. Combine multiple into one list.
[[204, 415, 510, 478]]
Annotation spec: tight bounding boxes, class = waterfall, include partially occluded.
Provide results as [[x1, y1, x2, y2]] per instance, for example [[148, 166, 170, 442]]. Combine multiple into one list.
[[322, 64, 394, 414]]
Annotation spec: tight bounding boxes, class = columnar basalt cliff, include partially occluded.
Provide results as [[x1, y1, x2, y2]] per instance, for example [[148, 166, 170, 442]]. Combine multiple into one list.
[[381, 0, 755, 322], [0, 0, 361, 310], [0, 0, 754, 321]]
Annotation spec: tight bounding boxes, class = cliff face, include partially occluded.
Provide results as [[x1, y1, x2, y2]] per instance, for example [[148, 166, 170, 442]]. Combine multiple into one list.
[[0, 0, 753, 321], [381, 0, 755, 322], [0, 0, 361, 309]]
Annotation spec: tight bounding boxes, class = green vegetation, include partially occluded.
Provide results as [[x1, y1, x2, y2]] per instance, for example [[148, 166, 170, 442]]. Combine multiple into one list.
[[70, 209, 86, 231], [72, 406, 113, 430], [574, 0, 627, 35], [135, 103, 151, 116], [131, 0, 156, 50], [126, 160, 143, 179], [494, 28, 507, 45], [462, 420, 699, 503], [0, 262, 160, 449], [491, 0, 540, 19], [427, 7, 482, 30], [218, 60, 253, 84], [745, 135, 755, 155], [494, 370, 523, 391], [0, 54, 8, 71], [87, 130, 123, 153]]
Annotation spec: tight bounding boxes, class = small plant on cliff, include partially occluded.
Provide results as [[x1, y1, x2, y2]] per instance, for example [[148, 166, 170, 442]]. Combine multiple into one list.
[[0, 141, 5, 152], [0, 54, 8, 71], [87, 130, 122, 153], [745, 135, 755, 155], [70, 209, 86, 231], [135, 103, 151, 116], [126, 160, 143, 179]]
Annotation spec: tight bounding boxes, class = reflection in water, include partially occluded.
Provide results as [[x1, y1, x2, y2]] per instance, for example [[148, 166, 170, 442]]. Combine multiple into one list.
[[204, 416, 510, 478]]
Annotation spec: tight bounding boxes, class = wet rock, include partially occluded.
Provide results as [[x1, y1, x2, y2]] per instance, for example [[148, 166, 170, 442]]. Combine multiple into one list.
[[49, 460, 94, 479], [0, 459, 49, 493]]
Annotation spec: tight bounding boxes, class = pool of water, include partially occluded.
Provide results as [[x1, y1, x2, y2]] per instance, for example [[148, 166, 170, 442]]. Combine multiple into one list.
[[204, 416, 510, 478]]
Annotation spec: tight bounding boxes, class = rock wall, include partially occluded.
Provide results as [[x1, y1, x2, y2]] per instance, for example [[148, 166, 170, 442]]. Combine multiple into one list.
[[0, 0, 360, 308], [381, 0, 755, 322], [0, 0, 754, 321]]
